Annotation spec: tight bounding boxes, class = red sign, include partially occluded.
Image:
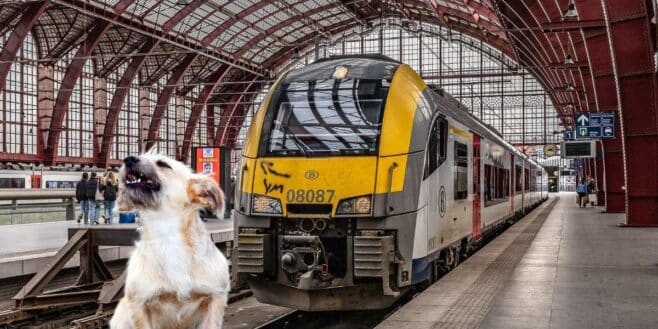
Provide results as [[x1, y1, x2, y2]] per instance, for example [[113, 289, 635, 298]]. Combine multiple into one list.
[[194, 147, 221, 184]]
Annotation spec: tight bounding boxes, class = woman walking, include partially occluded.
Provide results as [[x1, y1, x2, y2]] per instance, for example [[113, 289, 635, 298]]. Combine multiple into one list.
[[100, 171, 118, 224]]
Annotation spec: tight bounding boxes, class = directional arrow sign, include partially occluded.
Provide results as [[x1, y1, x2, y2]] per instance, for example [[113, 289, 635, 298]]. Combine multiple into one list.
[[577, 113, 589, 126]]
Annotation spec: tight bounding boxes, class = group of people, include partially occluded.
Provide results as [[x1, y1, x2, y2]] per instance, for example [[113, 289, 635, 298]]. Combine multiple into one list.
[[75, 171, 119, 224], [576, 176, 596, 208]]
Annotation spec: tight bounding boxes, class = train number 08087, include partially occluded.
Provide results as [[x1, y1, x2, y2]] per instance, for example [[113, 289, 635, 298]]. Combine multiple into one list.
[[286, 189, 335, 203]]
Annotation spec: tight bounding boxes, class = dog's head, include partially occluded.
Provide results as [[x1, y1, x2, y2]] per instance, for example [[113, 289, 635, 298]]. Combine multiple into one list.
[[117, 152, 224, 215]]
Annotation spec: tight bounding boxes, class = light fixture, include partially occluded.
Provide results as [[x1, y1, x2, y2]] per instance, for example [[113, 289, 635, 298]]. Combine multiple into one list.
[[565, 83, 575, 91], [563, 2, 578, 20], [564, 54, 574, 65]]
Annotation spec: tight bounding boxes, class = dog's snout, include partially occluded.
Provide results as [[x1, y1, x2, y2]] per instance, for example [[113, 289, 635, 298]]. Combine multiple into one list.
[[124, 156, 140, 168]]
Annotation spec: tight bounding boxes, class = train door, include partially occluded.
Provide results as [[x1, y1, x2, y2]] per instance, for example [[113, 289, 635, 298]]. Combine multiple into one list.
[[30, 175, 41, 189], [472, 135, 481, 240]]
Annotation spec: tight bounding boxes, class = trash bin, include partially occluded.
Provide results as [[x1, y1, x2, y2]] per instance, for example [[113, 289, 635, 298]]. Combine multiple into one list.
[[119, 212, 136, 224]]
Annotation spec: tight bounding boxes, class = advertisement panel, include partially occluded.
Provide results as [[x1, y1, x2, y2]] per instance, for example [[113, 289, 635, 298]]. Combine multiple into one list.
[[193, 147, 221, 184]]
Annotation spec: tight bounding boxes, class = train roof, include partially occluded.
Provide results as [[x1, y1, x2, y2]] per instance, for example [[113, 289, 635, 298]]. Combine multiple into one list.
[[283, 55, 401, 83], [428, 88, 542, 169]]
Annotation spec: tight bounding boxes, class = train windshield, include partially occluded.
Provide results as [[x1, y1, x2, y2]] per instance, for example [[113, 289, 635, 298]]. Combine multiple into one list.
[[263, 78, 388, 156]]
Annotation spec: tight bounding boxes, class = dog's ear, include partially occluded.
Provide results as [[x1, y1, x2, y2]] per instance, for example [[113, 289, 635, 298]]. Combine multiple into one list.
[[187, 175, 224, 213]]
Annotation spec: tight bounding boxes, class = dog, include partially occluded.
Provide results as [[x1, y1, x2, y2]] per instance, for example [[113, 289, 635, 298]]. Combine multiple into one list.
[[110, 152, 230, 329]]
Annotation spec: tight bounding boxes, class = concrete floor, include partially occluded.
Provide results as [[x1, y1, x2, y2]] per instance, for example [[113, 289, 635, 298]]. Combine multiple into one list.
[[377, 193, 658, 329]]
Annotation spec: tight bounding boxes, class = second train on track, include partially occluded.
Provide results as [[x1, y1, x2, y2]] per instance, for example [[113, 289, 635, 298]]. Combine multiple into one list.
[[233, 54, 548, 311]]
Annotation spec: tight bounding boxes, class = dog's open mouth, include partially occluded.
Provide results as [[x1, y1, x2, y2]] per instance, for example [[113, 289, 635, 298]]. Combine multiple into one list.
[[125, 169, 161, 191]]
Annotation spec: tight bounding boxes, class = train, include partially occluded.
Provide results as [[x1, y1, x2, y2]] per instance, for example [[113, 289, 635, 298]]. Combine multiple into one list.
[[0, 168, 106, 189], [232, 55, 548, 311]]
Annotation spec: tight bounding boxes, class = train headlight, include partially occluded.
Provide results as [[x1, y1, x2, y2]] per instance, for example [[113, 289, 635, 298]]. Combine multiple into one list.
[[336, 195, 372, 215], [252, 195, 282, 214]]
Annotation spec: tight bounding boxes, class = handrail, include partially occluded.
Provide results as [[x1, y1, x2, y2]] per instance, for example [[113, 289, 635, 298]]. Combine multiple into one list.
[[0, 189, 79, 222], [0, 189, 76, 200]]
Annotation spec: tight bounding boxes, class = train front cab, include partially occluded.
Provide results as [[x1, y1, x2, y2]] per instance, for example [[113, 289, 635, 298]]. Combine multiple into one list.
[[233, 58, 428, 311]]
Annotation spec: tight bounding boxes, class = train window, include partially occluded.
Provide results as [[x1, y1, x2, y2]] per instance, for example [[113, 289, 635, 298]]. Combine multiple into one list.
[[423, 117, 448, 179], [484, 165, 510, 207], [0, 178, 26, 188], [524, 169, 531, 191], [263, 78, 387, 156], [45, 181, 78, 189], [454, 141, 468, 200], [515, 165, 522, 192]]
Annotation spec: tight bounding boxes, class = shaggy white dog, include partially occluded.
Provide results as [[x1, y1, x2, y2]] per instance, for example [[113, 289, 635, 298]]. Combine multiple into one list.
[[110, 152, 229, 329]]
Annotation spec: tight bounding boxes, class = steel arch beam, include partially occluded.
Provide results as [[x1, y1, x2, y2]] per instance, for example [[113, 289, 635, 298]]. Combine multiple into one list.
[[145, 53, 199, 151], [97, 1, 205, 166], [179, 65, 231, 163], [43, 0, 134, 166], [97, 38, 158, 166], [0, 1, 50, 93]]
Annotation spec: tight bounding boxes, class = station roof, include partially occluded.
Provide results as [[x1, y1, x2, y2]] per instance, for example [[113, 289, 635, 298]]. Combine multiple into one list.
[[0, 0, 651, 154]]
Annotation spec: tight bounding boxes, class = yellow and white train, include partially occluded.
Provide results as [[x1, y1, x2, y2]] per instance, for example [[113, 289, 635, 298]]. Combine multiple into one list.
[[233, 55, 548, 311]]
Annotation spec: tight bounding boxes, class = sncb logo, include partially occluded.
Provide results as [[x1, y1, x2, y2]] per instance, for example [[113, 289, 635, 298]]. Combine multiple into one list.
[[305, 170, 319, 180]]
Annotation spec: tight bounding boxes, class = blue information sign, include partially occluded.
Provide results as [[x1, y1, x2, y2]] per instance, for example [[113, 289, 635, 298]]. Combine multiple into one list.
[[564, 130, 575, 140], [574, 112, 615, 139]]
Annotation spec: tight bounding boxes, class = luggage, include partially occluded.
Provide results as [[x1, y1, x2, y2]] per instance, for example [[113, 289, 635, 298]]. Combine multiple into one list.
[[589, 193, 598, 206], [119, 212, 136, 223]]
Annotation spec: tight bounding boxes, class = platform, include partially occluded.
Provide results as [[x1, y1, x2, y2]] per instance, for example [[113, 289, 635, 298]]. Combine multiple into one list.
[[0, 219, 233, 279], [377, 193, 658, 329]]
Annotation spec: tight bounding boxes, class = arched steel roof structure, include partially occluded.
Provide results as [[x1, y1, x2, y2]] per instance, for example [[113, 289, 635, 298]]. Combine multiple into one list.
[[0, 0, 655, 224]]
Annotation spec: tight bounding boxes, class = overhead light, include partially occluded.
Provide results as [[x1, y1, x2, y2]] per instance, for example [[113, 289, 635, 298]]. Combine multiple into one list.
[[563, 2, 578, 20], [564, 54, 574, 65], [565, 83, 575, 91]]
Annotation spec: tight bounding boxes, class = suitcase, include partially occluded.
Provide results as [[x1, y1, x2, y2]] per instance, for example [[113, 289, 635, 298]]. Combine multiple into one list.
[[589, 193, 598, 206], [119, 212, 136, 223]]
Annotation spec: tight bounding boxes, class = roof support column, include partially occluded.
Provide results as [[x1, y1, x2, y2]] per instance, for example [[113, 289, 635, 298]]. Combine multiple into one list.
[[582, 26, 625, 213], [595, 141, 606, 206], [206, 104, 215, 146], [602, 0, 658, 225]]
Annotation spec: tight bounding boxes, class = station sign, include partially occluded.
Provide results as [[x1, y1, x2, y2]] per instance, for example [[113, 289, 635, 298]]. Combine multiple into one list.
[[574, 112, 615, 139]]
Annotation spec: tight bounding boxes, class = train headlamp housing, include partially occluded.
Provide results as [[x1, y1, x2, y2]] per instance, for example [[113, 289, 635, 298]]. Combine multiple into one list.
[[336, 195, 372, 215], [332, 66, 349, 79], [252, 194, 282, 215]]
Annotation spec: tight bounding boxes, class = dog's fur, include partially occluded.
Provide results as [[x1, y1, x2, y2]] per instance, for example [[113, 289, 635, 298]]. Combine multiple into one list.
[[110, 152, 229, 329]]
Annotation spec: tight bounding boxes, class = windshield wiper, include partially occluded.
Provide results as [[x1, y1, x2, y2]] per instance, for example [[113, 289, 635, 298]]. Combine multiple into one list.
[[280, 125, 311, 156]]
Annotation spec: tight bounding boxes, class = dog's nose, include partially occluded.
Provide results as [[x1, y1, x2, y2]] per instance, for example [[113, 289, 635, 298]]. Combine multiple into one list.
[[123, 156, 140, 168]]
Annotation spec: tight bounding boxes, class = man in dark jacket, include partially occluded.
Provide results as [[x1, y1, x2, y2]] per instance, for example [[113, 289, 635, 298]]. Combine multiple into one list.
[[76, 172, 89, 223], [85, 173, 100, 224]]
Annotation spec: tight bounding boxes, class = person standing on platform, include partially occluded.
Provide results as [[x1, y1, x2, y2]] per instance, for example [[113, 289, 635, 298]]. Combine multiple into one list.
[[85, 172, 100, 224], [100, 171, 118, 224], [76, 172, 89, 223], [576, 179, 588, 208]]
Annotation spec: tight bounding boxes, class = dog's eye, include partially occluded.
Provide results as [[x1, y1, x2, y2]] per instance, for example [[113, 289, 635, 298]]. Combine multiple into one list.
[[156, 160, 172, 169]]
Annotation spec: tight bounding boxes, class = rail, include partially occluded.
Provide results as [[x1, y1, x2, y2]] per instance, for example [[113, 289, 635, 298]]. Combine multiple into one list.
[[0, 189, 77, 224]]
